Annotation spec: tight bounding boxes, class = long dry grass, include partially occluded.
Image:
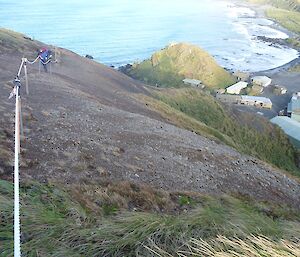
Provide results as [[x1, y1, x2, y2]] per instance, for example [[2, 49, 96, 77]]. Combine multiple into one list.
[[1, 179, 300, 256], [147, 235, 300, 257]]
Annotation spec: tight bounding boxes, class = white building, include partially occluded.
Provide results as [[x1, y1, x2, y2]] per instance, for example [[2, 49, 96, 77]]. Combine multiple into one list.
[[239, 95, 272, 109], [251, 76, 272, 87], [226, 81, 248, 94], [183, 78, 202, 87]]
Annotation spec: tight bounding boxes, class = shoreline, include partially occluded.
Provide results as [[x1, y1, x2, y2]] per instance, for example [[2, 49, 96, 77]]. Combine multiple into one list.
[[226, 0, 300, 119], [228, 0, 300, 74], [118, 1, 300, 74]]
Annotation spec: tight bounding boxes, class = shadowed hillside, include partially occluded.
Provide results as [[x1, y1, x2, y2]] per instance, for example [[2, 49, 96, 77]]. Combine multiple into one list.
[[143, 88, 299, 174]]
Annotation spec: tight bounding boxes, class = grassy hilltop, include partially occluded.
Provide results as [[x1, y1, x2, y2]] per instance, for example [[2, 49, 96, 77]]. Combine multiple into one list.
[[123, 43, 236, 88]]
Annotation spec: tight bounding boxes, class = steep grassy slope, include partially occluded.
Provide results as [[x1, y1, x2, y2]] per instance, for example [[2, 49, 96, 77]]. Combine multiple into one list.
[[146, 88, 299, 175], [248, 0, 300, 11], [266, 8, 300, 34], [1, 179, 300, 256], [122, 43, 236, 88]]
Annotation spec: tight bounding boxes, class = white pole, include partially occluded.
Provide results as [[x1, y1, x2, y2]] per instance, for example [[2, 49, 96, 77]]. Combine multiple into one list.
[[14, 86, 21, 257], [24, 62, 29, 95], [19, 98, 24, 138]]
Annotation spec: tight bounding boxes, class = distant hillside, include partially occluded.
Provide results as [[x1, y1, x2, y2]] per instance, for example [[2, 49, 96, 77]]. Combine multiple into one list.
[[248, 0, 300, 11], [0, 28, 41, 54], [122, 43, 236, 89], [142, 88, 300, 175]]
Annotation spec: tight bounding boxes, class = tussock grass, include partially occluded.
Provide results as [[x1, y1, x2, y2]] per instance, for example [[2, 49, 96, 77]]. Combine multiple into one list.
[[148, 235, 300, 256], [1, 179, 300, 256]]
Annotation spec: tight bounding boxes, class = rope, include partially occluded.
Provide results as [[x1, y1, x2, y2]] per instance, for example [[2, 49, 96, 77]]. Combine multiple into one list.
[[39, 58, 53, 65], [26, 56, 39, 65], [15, 54, 56, 94], [27, 56, 56, 65]]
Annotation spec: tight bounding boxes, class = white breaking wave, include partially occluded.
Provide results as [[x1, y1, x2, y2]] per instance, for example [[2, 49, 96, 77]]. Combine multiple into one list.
[[226, 5, 256, 19], [0, 0, 298, 72], [223, 2, 298, 71]]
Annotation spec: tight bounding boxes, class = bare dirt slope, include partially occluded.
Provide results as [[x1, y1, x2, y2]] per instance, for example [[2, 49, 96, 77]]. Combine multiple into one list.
[[0, 33, 299, 208]]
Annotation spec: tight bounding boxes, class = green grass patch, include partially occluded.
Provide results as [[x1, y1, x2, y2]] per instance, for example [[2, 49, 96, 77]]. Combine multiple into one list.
[[102, 203, 119, 216], [178, 195, 194, 207], [286, 37, 300, 48], [1, 179, 300, 256], [289, 64, 300, 72]]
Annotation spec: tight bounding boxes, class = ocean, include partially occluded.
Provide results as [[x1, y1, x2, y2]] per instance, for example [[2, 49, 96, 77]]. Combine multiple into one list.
[[0, 0, 298, 72]]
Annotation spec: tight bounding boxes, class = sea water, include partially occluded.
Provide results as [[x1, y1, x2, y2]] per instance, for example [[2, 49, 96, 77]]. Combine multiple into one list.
[[0, 0, 298, 72]]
